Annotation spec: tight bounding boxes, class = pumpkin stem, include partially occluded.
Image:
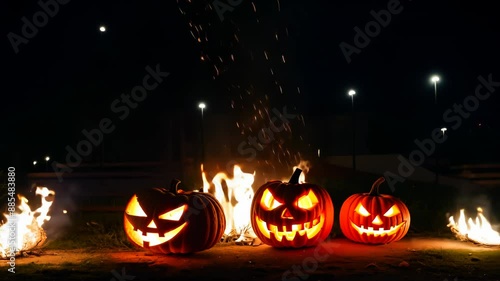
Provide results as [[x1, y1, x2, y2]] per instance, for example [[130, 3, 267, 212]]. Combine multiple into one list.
[[170, 179, 181, 193], [289, 168, 302, 184], [368, 177, 385, 195]]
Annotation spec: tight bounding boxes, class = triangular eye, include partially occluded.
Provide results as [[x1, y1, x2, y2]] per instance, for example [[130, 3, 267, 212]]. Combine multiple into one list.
[[125, 195, 147, 217], [297, 190, 319, 210], [159, 205, 186, 221], [355, 203, 371, 217], [260, 189, 283, 210], [383, 205, 401, 217]]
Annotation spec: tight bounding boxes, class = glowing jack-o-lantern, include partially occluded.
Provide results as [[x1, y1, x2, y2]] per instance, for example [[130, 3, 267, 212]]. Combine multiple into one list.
[[339, 177, 410, 244], [250, 168, 334, 248], [124, 179, 226, 254]]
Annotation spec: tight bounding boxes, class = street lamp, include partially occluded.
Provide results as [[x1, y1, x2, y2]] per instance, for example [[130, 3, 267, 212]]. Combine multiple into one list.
[[431, 75, 440, 105], [435, 127, 448, 185], [198, 102, 206, 164], [99, 25, 106, 32], [441, 127, 447, 136], [348, 89, 356, 172], [33, 161, 37, 166], [45, 156, 50, 171], [198, 102, 206, 118]]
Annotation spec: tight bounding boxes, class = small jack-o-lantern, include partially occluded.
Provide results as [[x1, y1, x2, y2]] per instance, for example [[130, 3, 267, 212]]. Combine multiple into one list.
[[339, 177, 410, 244], [124, 179, 225, 254], [250, 168, 334, 248]]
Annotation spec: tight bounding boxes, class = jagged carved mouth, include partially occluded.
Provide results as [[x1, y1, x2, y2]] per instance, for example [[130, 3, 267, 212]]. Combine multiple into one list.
[[350, 220, 405, 237], [125, 216, 186, 247], [255, 214, 324, 242], [138, 223, 186, 247]]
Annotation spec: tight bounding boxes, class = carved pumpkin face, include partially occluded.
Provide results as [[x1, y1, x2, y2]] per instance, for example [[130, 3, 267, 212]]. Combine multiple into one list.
[[124, 180, 226, 254], [250, 168, 334, 248], [340, 177, 410, 244]]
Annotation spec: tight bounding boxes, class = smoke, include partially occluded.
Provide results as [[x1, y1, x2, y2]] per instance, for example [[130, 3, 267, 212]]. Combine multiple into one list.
[[43, 185, 79, 239]]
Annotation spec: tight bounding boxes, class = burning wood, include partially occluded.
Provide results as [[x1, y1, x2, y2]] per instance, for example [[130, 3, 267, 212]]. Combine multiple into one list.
[[447, 208, 500, 246], [0, 187, 55, 259]]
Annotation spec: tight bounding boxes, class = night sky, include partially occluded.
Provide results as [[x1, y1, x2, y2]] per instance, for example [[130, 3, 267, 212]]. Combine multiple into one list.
[[2, 0, 500, 171]]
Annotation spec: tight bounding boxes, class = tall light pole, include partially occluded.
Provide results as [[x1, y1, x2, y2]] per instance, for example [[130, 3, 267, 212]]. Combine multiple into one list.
[[198, 102, 206, 164], [348, 89, 356, 172], [431, 75, 440, 105], [430, 75, 440, 183], [435, 127, 448, 184], [440, 127, 447, 136], [45, 156, 50, 171]]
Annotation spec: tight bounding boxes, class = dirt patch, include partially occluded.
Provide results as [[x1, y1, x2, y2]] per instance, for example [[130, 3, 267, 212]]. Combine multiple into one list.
[[2, 237, 499, 281]]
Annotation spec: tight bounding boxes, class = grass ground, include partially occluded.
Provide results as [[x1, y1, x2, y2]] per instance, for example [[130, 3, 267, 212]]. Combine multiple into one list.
[[2, 169, 499, 280], [2, 237, 500, 281]]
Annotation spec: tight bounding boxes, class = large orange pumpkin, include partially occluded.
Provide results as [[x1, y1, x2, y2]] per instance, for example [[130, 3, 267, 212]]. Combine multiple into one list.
[[124, 179, 225, 254], [339, 177, 410, 244], [250, 168, 334, 248]]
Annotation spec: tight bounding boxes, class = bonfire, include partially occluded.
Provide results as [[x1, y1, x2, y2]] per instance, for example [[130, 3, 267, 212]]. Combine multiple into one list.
[[0, 187, 55, 258], [447, 207, 500, 246], [201, 161, 310, 245], [202, 164, 256, 244]]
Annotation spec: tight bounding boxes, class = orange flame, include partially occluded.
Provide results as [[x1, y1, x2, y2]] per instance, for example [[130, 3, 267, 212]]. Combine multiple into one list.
[[0, 187, 55, 258], [447, 207, 500, 245], [202, 165, 256, 240], [201, 161, 311, 243]]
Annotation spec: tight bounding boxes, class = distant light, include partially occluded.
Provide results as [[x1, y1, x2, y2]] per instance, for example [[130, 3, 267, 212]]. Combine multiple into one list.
[[317, 149, 321, 158], [431, 75, 440, 83], [45, 156, 50, 161], [348, 90, 356, 96], [33, 161, 37, 166], [99, 26, 106, 32], [63, 210, 68, 214], [441, 127, 447, 134], [198, 103, 206, 109]]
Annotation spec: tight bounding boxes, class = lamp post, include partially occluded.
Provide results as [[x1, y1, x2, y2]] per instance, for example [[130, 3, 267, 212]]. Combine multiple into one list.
[[435, 127, 447, 185], [348, 89, 356, 172], [45, 156, 50, 171], [441, 127, 447, 136], [198, 102, 206, 164], [431, 75, 440, 105], [430, 75, 440, 183]]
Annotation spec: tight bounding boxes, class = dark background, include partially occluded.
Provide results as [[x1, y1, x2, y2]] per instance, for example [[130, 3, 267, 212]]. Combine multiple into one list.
[[1, 0, 499, 173]]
